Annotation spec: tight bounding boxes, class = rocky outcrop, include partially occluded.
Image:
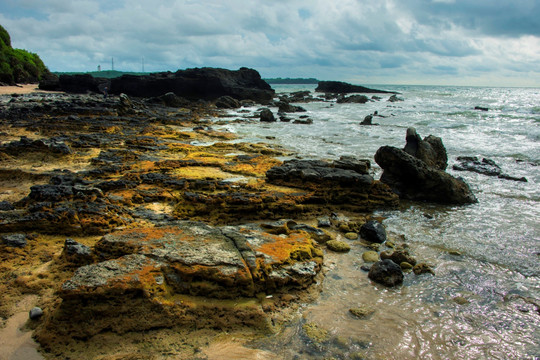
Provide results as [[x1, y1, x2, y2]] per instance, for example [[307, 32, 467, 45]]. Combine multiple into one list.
[[375, 130, 477, 204], [260, 108, 276, 122], [37, 221, 323, 338], [403, 127, 447, 170], [453, 156, 527, 182], [316, 81, 396, 94], [266, 158, 399, 211], [110, 67, 274, 103]]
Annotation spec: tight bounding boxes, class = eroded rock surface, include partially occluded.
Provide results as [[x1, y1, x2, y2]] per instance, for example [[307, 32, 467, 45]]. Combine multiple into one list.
[[39, 222, 323, 338]]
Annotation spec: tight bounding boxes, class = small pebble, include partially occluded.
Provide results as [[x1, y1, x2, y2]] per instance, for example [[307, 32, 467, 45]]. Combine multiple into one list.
[[345, 232, 358, 240], [29, 307, 43, 320]]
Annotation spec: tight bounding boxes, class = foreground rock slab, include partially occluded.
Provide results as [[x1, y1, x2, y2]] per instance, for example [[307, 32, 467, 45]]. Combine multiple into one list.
[[37, 221, 323, 340]]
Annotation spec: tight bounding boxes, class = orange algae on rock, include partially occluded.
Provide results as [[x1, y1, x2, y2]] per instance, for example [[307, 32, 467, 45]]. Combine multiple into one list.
[[35, 222, 323, 346]]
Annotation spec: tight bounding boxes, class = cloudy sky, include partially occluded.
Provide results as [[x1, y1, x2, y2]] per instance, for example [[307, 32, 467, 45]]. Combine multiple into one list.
[[1, 0, 539, 86]]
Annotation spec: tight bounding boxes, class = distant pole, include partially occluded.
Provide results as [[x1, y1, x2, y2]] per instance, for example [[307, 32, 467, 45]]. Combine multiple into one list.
[[98, 65, 101, 72], [111, 57, 114, 71], [142, 57, 145, 73]]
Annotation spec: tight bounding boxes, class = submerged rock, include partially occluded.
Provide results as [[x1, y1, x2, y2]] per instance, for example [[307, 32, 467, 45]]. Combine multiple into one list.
[[453, 156, 527, 182], [368, 259, 404, 287], [259, 108, 276, 122], [359, 220, 387, 243]]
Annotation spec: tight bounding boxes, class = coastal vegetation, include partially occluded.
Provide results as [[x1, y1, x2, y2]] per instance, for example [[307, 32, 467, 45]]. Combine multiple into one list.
[[0, 24, 50, 85]]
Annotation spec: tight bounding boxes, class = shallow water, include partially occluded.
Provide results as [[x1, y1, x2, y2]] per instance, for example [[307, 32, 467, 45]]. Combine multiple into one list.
[[215, 84, 540, 359]]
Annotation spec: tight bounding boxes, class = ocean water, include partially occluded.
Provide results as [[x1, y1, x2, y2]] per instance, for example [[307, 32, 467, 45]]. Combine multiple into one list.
[[215, 84, 540, 359]]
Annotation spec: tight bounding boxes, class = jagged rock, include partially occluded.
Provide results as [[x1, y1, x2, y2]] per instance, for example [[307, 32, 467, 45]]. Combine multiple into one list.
[[266, 159, 398, 210], [259, 108, 276, 122], [368, 259, 404, 287], [359, 220, 387, 243], [360, 114, 374, 125], [375, 145, 477, 204], [2, 233, 27, 247], [63, 238, 93, 264], [453, 156, 527, 182], [316, 81, 396, 94], [403, 128, 447, 170], [110, 67, 274, 103]]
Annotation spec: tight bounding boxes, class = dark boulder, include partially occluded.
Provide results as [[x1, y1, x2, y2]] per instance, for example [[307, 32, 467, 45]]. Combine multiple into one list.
[[359, 220, 387, 243], [2, 136, 72, 155], [360, 114, 374, 125], [215, 95, 241, 109], [337, 94, 370, 104], [259, 108, 276, 122], [110, 67, 274, 103], [316, 81, 396, 94], [277, 101, 306, 113], [403, 127, 447, 170], [474, 106, 489, 111], [29, 307, 44, 320], [368, 259, 404, 287], [388, 94, 404, 102], [375, 145, 477, 204]]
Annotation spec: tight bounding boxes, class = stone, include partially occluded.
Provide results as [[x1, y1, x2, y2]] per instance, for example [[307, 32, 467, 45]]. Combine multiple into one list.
[[375, 144, 477, 204], [362, 251, 379, 262], [277, 101, 306, 113], [403, 128, 447, 170], [2, 233, 27, 248], [259, 108, 276, 122], [63, 238, 93, 264], [345, 232, 358, 240], [29, 307, 44, 320], [317, 217, 332, 228], [315, 81, 396, 94], [453, 296, 470, 305], [360, 114, 373, 125], [388, 94, 404, 102], [215, 95, 241, 109], [337, 95, 369, 104], [326, 240, 351, 253], [380, 249, 417, 266], [266, 159, 399, 211], [413, 263, 435, 275], [453, 156, 527, 182], [289, 223, 332, 244], [359, 220, 387, 243], [400, 262, 413, 270], [474, 106, 489, 111], [302, 322, 329, 344], [0, 201, 14, 211], [349, 305, 375, 318], [368, 259, 404, 287]]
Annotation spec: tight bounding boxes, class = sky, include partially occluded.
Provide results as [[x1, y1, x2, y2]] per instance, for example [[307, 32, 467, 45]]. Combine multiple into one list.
[[1, 0, 539, 87]]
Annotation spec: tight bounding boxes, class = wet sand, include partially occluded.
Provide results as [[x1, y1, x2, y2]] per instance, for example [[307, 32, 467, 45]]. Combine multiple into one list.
[[0, 296, 43, 360]]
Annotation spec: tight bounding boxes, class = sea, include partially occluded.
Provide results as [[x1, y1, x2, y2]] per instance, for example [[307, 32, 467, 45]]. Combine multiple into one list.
[[212, 84, 540, 359]]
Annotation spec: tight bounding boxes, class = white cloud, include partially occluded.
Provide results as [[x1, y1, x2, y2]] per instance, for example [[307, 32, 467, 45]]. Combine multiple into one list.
[[0, 0, 538, 86]]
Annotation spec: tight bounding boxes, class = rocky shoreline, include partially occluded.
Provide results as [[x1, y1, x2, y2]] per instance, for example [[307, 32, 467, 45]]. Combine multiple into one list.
[[0, 71, 477, 359]]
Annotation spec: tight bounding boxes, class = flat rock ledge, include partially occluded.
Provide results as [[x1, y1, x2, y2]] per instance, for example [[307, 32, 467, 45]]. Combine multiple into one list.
[[37, 221, 323, 339]]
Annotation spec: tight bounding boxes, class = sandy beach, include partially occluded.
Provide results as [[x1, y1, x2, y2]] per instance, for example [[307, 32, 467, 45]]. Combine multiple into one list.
[[0, 84, 61, 96]]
